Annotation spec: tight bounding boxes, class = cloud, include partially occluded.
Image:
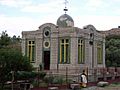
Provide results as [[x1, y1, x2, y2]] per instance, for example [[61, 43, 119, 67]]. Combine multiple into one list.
[[86, 0, 104, 9], [0, 0, 66, 14], [1, 14, 120, 37], [74, 15, 120, 30], [0, 0, 120, 37], [21, 0, 65, 13], [0, 14, 59, 37], [0, 15, 39, 36], [0, 0, 32, 8], [84, 0, 109, 13], [85, 0, 120, 11]]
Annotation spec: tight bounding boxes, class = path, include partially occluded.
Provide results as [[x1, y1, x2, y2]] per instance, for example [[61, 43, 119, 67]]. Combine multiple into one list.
[[81, 86, 120, 90]]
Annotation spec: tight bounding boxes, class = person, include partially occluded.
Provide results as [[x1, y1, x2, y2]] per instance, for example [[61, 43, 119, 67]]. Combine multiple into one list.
[[80, 70, 87, 88], [30, 84, 33, 90]]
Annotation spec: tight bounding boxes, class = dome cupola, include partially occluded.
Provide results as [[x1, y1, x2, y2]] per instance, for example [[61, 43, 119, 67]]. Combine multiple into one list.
[[57, 14, 74, 27]]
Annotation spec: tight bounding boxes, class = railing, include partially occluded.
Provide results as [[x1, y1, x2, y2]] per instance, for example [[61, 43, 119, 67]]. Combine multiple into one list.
[[45, 67, 120, 83]]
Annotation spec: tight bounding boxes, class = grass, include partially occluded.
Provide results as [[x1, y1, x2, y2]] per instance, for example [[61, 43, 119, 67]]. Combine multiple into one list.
[[109, 82, 120, 87], [99, 82, 120, 90]]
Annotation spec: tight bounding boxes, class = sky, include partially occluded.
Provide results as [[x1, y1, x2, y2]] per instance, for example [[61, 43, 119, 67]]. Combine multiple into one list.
[[0, 0, 120, 37]]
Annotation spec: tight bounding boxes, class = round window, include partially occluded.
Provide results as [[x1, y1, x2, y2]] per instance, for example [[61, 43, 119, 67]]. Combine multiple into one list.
[[44, 30, 50, 37], [45, 42, 49, 47], [44, 41, 50, 48], [45, 31, 49, 36]]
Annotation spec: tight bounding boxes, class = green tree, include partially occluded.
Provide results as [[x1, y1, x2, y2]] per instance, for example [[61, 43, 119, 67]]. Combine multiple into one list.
[[11, 35, 21, 44], [0, 31, 33, 89], [105, 35, 120, 67], [0, 31, 11, 48], [0, 48, 33, 89], [0, 31, 22, 51]]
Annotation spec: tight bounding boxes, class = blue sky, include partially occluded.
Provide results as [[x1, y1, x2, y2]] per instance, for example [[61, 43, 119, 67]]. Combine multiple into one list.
[[0, 0, 120, 36]]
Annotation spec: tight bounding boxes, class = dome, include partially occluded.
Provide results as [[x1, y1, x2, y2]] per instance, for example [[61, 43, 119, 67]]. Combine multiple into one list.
[[57, 14, 74, 27]]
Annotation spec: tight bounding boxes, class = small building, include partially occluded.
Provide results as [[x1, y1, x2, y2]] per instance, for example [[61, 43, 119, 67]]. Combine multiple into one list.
[[22, 13, 105, 72]]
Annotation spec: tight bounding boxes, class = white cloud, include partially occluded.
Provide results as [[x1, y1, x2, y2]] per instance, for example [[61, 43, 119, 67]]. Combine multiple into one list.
[[0, 14, 59, 37], [0, 0, 66, 14], [21, 5, 57, 13], [85, 0, 120, 11], [21, 0, 64, 13], [0, 0, 120, 37], [1, 14, 120, 37], [0, 0, 32, 8], [74, 15, 120, 30], [0, 15, 39, 36], [86, 0, 104, 8], [84, 0, 114, 12]]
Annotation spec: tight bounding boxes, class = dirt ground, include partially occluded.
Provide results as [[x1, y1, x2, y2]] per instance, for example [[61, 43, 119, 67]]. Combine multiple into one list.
[[81, 85, 120, 90], [96, 87, 120, 90]]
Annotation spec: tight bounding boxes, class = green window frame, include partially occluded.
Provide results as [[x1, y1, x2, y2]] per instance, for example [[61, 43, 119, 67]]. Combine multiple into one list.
[[27, 40, 35, 62], [97, 42, 103, 64], [78, 38, 85, 64], [59, 39, 70, 64]]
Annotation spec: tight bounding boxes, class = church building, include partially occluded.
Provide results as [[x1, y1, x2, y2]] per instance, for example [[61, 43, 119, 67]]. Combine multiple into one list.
[[22, 8, 105, 72]]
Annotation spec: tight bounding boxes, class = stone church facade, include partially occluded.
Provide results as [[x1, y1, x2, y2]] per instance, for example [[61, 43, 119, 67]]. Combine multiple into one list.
[[22, 14, 105, 72]]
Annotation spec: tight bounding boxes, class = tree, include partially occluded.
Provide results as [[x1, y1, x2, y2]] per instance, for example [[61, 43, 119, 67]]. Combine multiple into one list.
[[0, 48, 33, 89], [0, 31, 11, 48], [11, 35, 21, 44], [0, 31, 33, 89], [105, 35, 120, 67], [0, 31, 22, 51]]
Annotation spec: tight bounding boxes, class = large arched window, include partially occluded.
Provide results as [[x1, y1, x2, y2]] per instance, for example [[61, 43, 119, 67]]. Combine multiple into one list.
[[27, 40, 35, 62], [97, 42, 103, 64], [59, 39, 70, 64], [78, 38, 85, 64]]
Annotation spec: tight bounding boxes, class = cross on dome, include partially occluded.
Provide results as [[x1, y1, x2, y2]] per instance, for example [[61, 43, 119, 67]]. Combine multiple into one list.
[[64, 0, 68, 13]]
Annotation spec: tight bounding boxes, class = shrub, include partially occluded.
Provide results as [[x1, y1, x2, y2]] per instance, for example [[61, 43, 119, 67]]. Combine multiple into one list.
[[44, 76, 54, 84], [38, 71, 46, 80], [15, 71, 37, 80], [52, 76, 64, 84], [15, 71, 46, 81], [44, 76, 65, 84]]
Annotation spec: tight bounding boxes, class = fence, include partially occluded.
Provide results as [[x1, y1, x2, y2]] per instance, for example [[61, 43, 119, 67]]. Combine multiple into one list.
[[45, 67, 120, 84]]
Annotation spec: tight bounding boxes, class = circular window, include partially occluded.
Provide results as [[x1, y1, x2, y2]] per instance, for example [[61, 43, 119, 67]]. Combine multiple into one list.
[[44, 30, 50, 37], [44, 41, 50, 48], [45, 31, 49, 36], [45, 42, 49, 47]]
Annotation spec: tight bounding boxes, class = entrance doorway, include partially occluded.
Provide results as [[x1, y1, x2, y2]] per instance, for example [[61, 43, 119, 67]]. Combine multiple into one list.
[[44, 51, 50, 70]]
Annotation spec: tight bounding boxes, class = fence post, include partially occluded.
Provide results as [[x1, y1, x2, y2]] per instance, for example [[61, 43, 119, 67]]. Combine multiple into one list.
[[78, 71, 80, 83], [11, 71, 14, 90], [66, 67, 68, 84], [94, 68, 97, 82], [103, 67, 106, 81], [48, 71, 52, 86], [86, 67, 88, 84]]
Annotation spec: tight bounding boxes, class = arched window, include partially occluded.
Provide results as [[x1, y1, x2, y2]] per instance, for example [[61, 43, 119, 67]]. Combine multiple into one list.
[[59, 39, 70, 64], [97, 42, 103, 64], [27, 40, 35, 62], [78, 38, 85, 64]]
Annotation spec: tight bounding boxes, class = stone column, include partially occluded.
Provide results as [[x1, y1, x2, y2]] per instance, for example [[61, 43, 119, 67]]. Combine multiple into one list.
[[50, 36, 58, 70]]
